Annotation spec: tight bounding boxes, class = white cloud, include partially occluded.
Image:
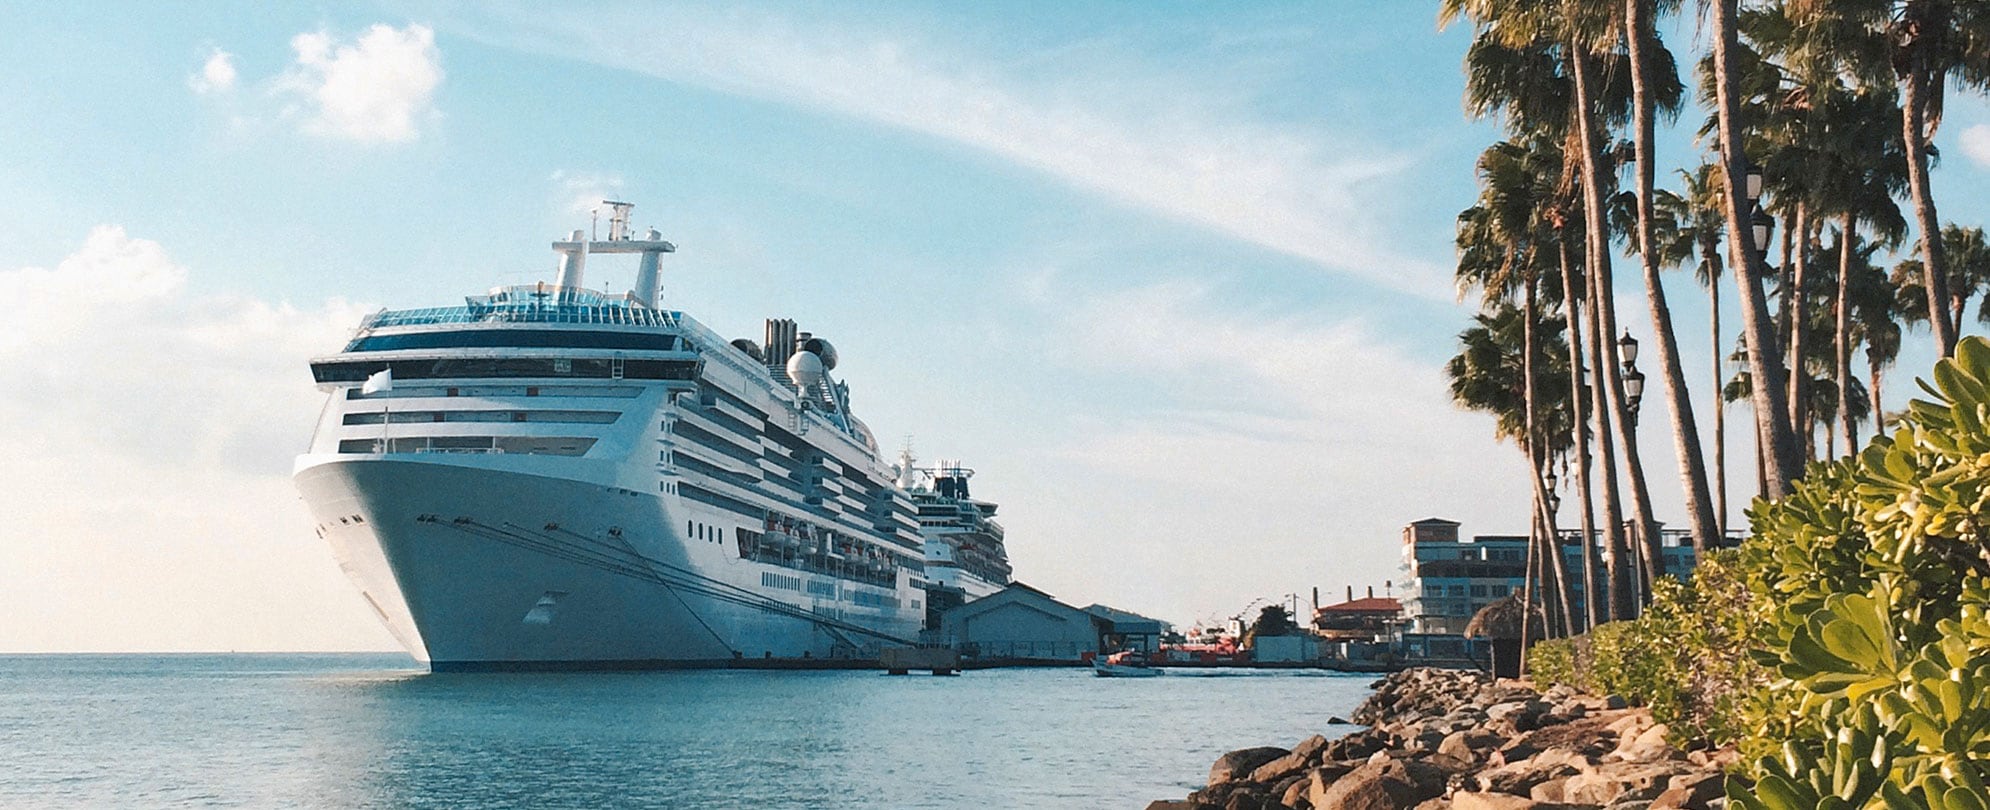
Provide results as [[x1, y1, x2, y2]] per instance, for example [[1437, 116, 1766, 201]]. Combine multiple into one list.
[[452, 8, 1448, 299], [1004, 279, 1529, 622], [279, 23, 442, 143], [549, 170, 626, 217], [1962, 124, 1990, 170], [0, 227, 393, 651], [188, 49, 238, 95]]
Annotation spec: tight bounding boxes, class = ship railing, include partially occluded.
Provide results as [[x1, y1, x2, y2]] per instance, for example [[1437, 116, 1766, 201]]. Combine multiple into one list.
[[360, 305, 683, 330]]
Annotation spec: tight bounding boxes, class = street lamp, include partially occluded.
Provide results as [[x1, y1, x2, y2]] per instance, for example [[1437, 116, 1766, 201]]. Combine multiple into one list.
[[1750, 205, 1775, 254], [1743, 160, 1764, 202], [1625, 368, 1647, 418], [1617, 332, 1640, 366]]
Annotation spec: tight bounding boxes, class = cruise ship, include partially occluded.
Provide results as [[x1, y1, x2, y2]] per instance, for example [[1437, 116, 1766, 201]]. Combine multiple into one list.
[[893, 450, 1013, 625], [294, 203, 931, 670]]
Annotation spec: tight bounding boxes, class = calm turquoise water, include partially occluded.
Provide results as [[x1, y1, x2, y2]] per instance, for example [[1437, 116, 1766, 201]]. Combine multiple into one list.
[[0, 654, 1372, 808]]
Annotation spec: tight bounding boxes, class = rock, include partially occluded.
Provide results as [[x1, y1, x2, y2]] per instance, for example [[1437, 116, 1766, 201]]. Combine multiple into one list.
[[1250, 735, 1332, 783], [1223, 785, 1268, 810], [1321, 730, 1387, 762], [1563, 763, 1689, 805], [1453, 793, 1541, 810], [1440, 729, 1507, 762], [1309, 759, 1444, 810], [1327, 716, 1352, 725], [1614, 724, 1682, 764], [1275, 773, 1311, 809], [1144, 802, 1198, 810], [1211, 746, 1292, 787], [1528, 778, 1569, 801], [1475, 755, 1582, 795], [1603, 695, 1628, 710], [1649, 772, 1725, 809]]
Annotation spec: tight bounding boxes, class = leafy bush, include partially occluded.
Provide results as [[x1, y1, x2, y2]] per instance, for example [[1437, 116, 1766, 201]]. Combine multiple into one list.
[[1524, 549, 1764, 744], [1727, 337, 1990, 808]]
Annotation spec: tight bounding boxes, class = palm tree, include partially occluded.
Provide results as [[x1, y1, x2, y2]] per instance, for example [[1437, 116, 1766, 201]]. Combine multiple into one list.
[[1442, 0, 1631, 621], [1652, 164, 1731, 536], [1782, 0, 1990, 357], [1706, 0, 1804, 496], [1456, 136, 1583, 638], [1849, 262, 1904, 436], [1623, 0, 1721, 556], [1893, 224, 1990, 340]]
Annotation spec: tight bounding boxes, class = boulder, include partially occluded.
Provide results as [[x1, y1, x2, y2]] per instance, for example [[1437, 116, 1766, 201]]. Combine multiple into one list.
[[1144, 802, 1198, 810], [1249, 735, 1331, 784], [1439, 729, 1508, 762], [1649, 771, 1726, 809], [1475, 755, 1583, 795], [1453, 793, 1542, 810], [1275, 773, 1311, 809], [1562, 762, 1687, 805], [1211, 746, 1291, 787], [1321, 730, 1387, 762], [1614, 724, 1681, 764], [1309, 759, 1444, 810]]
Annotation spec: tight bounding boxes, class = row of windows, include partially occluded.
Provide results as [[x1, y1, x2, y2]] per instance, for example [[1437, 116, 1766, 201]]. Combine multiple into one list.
[[335, 436, 596, 456], [313, 357, 696, 384], [762, 572, 803, 591], [347, 384, 642, 400], [847, 590, 899, 609], [1420, 583, 1515, 599], [347, 329, 683, 353], [344, 409, 620, 425]]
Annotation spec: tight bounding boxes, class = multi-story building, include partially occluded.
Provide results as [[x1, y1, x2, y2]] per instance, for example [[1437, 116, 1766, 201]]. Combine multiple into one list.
[[1399, 517, 1704, 634]]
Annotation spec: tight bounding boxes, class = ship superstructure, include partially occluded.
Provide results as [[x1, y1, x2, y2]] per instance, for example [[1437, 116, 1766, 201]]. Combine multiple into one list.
[[294, 202, 929, 669]]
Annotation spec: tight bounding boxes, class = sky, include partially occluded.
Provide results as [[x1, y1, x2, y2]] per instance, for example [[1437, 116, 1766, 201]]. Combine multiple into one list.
[[5, 2, 1990, 652]]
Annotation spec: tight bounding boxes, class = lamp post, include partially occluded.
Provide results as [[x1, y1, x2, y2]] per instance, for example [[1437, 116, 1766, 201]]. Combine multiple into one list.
[[1618, 331, 1645, 427], [1743, 160, 1764, 202]]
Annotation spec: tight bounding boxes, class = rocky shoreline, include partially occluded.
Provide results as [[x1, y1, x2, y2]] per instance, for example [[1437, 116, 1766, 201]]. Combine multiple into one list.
[[1147, 668, 1735, 810]]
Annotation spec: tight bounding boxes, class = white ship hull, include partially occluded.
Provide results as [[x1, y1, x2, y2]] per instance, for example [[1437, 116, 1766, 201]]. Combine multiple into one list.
[[296, 454, 920, 670]]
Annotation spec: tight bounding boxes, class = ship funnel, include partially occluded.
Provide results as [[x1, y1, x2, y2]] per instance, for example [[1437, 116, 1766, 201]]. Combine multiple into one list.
[[631, 227, 664, 307], [555, 229, 587, 289], [764, 319, 797, 368]]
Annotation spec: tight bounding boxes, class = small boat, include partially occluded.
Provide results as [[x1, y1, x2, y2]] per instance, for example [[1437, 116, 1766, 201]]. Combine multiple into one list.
[[1093, 650, 1162, 678]]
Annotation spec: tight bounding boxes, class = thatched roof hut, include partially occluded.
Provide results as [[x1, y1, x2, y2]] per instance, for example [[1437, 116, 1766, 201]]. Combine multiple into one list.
[[1464, 594, 1546, 640]]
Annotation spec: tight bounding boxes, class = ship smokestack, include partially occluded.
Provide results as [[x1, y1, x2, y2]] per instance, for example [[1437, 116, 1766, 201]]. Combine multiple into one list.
[[631, 228, 664, 307], [1346, 585, 1353, 603], [555, 229, 587, 289], [1367, 585, 1374, 599]]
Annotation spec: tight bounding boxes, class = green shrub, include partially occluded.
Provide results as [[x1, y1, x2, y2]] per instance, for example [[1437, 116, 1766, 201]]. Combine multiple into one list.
[[1523, 549, 1764, 744], [1726, 337, 1990, 808]]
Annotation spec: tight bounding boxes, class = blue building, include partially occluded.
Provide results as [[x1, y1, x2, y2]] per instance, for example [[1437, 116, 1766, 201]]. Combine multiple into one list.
[[1399, 517, 1701, 634]]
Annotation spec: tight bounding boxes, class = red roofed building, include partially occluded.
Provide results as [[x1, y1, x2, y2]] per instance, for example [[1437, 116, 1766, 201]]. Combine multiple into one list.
[[1312, 595, 1404, 642]]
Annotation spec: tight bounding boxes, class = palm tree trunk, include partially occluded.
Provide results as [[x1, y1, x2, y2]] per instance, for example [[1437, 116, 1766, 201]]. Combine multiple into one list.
[[1871, 360, 1885, 436], [1625, 0, 1719, 555], [1788, 203, 1810, 462], [1901, 63, 1956, 356], [1711, 0, 1803, 495], [1586, 266, 1634, 622], [1704, 234, 1727, 541], [1837, 214, 1857, 455], [1560, 239, 1603, 631], [1571, 37, 1655, 615]]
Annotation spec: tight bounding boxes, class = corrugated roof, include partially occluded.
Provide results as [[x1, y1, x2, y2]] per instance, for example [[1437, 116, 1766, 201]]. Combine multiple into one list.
[[1318, 597, 1402, 613]]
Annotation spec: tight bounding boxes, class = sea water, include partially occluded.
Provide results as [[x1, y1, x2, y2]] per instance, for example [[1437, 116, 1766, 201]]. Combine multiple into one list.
[[0, 654, 1373, 808]]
